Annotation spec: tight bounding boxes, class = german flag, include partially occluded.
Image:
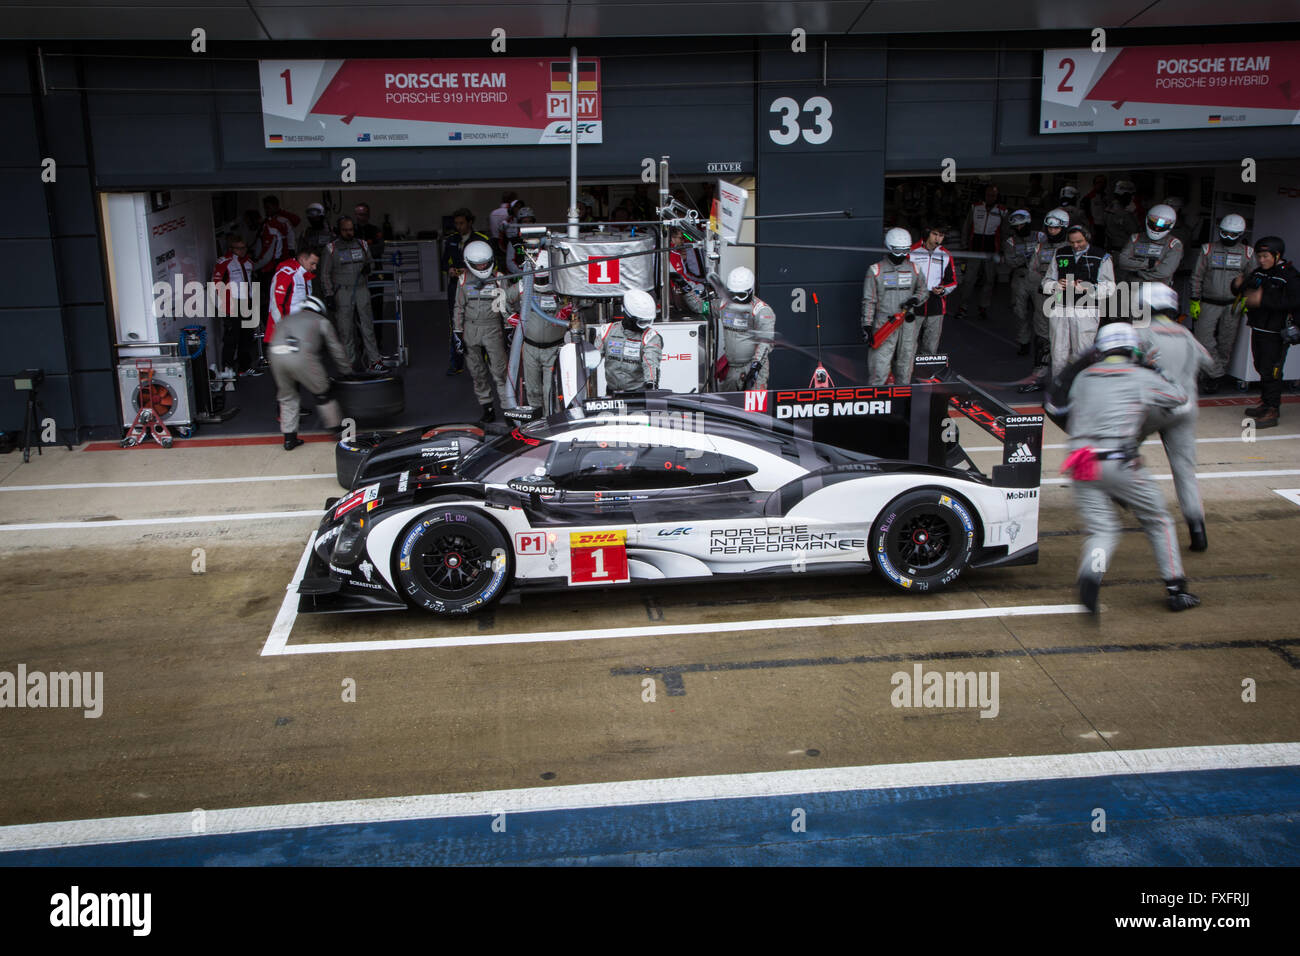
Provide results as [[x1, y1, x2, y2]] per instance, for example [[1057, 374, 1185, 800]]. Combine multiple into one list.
[[1208, 115, 1221, 123], [551, 60, 598, 92], [268, 133, 284, 143]]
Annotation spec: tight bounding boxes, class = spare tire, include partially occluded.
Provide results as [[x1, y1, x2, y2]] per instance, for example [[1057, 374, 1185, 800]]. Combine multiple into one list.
[[336, 431, 398, 489], [334, 374, 404, 425]]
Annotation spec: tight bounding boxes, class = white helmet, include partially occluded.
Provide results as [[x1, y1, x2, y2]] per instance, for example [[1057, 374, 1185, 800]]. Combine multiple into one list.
[[300, 294, 327, 316], [1113, 180, 1136, 196], [622, 289, 656, 328], [1009, 208, 1032, 227], [884, 227, 912, 256], [1219, 213, 1246, 243], [532, 250, 550, 290], [1145, 203, 1177, 241], [464, 240, 495, 279], [1095, 322, 1140, 358], [1136, 282, 1179, 319], [726, 266, 756, 303], [1059, 185, 1079, 202], [1044, 208, 1070, 230]]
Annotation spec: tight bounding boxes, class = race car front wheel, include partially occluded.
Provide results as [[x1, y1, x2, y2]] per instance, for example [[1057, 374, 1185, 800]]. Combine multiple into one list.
[[871, 488, 976, 593], [394, 509, 513, 615]]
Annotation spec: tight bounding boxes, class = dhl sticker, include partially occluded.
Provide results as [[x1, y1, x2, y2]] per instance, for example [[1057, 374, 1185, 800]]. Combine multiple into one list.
[[570, 529, 626, 547]]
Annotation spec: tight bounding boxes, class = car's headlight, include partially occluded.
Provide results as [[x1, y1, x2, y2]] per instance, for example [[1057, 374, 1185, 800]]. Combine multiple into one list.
[[331, 513, 367, 567]]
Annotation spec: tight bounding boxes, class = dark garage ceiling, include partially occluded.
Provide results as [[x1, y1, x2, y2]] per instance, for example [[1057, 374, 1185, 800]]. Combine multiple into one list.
[[3, 0, 1298, 42]]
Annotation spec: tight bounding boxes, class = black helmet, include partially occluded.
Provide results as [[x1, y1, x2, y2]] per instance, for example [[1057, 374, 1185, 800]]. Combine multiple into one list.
[[1255, 236, 1285, 259]]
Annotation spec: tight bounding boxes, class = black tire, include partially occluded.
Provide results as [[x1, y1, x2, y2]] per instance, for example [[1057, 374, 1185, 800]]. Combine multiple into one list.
[[335, 431, 398, 489], [394, 508, 513, 615], [334, 374, 404, 424], [870, 488, 976, 593]]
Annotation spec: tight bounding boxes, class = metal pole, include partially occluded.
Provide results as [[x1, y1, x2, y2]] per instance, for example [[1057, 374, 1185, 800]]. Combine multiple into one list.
[[659, 156, 670, 318], [568, 47, 579, 240]]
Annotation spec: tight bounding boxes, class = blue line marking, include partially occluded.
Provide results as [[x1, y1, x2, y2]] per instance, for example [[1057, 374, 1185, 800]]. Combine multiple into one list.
[[4, 766, 1298, 866]]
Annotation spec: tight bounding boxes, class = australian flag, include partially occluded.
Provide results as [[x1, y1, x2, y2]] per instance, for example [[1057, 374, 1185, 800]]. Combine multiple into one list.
[[356, 132, 371, 143], [448, 131, 462, 141]]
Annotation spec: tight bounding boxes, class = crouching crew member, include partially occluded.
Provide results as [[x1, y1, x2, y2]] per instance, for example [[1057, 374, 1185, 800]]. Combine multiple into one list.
[[1047, 322, 1200, 614], [863, 228, 927, 385], [454, 239, 520, 424], [1133, 283, 1214, 552], [599, 290, 662, 393], [712, 267, 776, 391], [267, 295, 349, 451]]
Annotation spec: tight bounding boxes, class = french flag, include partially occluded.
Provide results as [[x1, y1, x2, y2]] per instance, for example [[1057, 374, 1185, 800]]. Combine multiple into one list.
[[1042, 120, 1057, 129]]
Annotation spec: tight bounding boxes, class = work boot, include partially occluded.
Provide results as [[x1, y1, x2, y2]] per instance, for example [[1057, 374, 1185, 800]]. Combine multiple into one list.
[[1078, 575, 1101, 615], [1253, 407, 1280, 429], [1200, 375, 1219, 395], [1244, 402, 1268, 417], [478, 404, 495, 424], [283, 432, 304, 451], [1188, 520, 1208, 553], [1165, 579, 1200, 611], [1016, 341, 1030, 356]]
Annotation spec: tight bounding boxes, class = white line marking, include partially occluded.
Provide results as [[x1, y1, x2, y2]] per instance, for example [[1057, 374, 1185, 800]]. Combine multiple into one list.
[[1274, 489, 1300, 508], [265, 603, 1087, 656], [0, 474, 335, 492], [965, 433, 1300, 453], [2, 742, 1295, 854], [0, 510, 323, 531], [1041, 468, 1300, 487], [262, 533, 318, 657]]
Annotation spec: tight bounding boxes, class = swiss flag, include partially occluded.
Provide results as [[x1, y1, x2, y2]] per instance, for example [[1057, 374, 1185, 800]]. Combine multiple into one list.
[[1123, 117, 1138, 127]]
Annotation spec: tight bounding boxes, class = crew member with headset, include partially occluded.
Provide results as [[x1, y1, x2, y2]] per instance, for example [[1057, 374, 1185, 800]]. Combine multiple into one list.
[[323, 216, 386, 374], [442, 208, 494, 377], [1232, 235, 1300, 430], [863, 227, 926, 385], [1116, 203, 1183, 286], [1132, 283, 1214, 552], [711, 266, 776, 391], [267, 295, 350, 452], [598, 289, 663, 393], [1046, 322, 1200, 615], [1041, 224, 1114, 376], [520, 251, 570, 414], [453, 239, 520, 423], [1189, 214, 1254, 393], [1057, 185, 1084, 226]]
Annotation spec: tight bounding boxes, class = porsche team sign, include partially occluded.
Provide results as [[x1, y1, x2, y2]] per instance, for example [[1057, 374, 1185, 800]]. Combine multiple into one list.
[[1040, 42, 1300, 134], [259, 58, 602, 147]]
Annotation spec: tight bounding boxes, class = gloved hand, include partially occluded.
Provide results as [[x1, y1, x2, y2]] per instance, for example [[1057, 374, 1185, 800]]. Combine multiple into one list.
[[556, 304, 575, 323], [452, 331, 465, 355], [1188, 300, 1201, 321], [863, 327, 875, 349], [506, 311, 520, 328]]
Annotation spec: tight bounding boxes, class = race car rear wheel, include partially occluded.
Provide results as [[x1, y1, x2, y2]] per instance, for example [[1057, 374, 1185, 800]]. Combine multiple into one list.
[[393, 509, 512, 615], [336, 431, 398, 489], [871, 488, 976, 593]]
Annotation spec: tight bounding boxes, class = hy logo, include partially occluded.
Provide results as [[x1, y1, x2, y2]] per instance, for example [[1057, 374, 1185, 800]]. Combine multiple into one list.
[[1008, 442, 1037, 464], [744, 390, 769, 412]]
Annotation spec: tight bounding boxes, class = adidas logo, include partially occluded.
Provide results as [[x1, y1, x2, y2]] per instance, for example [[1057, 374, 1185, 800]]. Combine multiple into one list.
[[1008, 442, 1037, 463]]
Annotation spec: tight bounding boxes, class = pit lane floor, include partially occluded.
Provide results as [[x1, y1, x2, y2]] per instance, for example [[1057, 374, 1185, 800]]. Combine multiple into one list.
[[1, 404, 1298, 864]]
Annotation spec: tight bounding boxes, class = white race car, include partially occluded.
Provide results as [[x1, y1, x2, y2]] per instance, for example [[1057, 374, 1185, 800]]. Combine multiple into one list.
[[301, 382, 1043, 615]]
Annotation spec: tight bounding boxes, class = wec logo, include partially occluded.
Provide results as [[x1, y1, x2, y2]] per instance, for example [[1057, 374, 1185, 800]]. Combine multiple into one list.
[[657, 527, 691, 537]]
